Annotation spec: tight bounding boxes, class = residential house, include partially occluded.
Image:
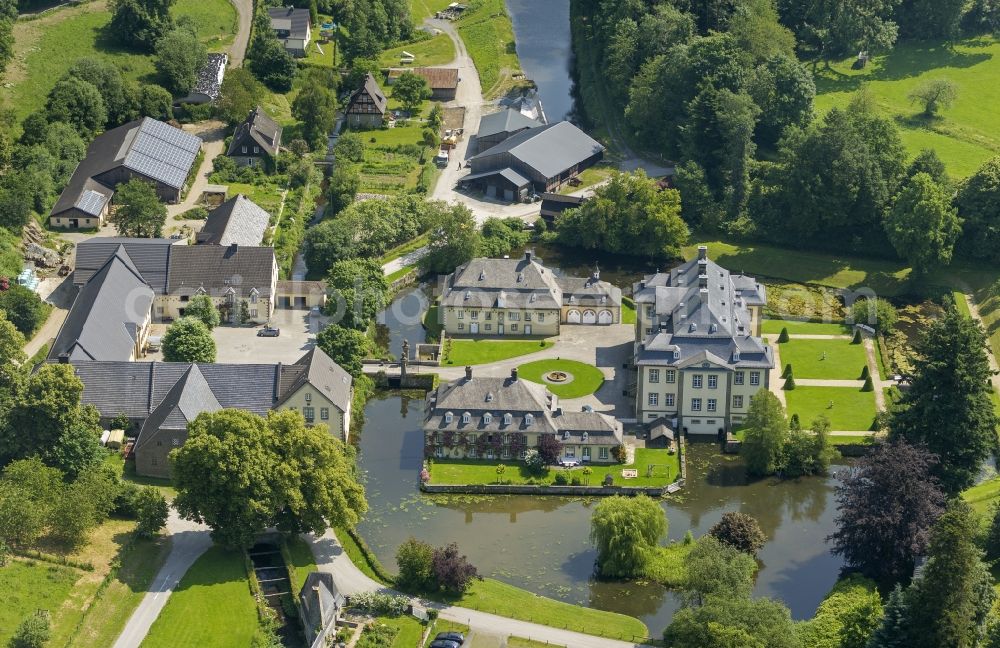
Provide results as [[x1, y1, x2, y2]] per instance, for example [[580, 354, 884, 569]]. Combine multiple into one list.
[[423, 367, 623, 464], [73, 237, 280, 330], [196, 194, 271, 247], [387, 67, 459, 101], [49, 245, 154, 362], [50, 118, 202, 229], [632, 246, 773, 435], [474, 108, 542, 154], [438, 250, 621, 337], [299, 573, 344, 647], [178, 53, 228, 104], [344, 73, 387, 129], [268, 6, 311, 56], [65, 346, 353, 477], [461, 121, 604, 202], [227, 107, 282, 169]]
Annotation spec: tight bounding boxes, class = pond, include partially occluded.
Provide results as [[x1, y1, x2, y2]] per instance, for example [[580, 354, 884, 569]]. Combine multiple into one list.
[[354, 392, 846, 636], [505, 0, 576, 122]]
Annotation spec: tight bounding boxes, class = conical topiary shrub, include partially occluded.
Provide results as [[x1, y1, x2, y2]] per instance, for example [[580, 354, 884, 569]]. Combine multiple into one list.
[[860, 365, 870, 380], [784, 374, 796, 390], [861, 376, 874, 392], [789, 413, 801, 430], [778, 327, 790, 343], [782, 363, 793, 379], [851, 328, 863, 344]]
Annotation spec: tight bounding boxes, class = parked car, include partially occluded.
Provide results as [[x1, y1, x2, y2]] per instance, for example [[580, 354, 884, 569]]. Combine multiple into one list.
[[257, 326, 280, 337], [435, 632, 465, 644], [558, 458, 581, 468], [429, 641, 461, 648]]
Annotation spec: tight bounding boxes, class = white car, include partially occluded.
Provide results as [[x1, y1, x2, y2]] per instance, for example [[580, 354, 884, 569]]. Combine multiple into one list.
[[558, 458, 581, 468]]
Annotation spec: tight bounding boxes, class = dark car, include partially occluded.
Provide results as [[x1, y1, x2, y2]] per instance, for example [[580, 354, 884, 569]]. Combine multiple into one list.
[[435, 632, 465, 644], [257, 326, 280, 337], [429, 641, 461, 648]]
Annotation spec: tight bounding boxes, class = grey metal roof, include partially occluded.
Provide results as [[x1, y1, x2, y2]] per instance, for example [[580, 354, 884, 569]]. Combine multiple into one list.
[[74, 237, 179, 293], [472, 121, 604, 179], [166, 245, 276, 300], [50, 246, 154, 362], [122, 118, 202, 190], [477, 109, 542, 139], [461, 167, 531, 188], [227, 107, 282, 158], [197, 194, 271, 246], [277, 347, 352, 412], [268, 6, 310, 39]]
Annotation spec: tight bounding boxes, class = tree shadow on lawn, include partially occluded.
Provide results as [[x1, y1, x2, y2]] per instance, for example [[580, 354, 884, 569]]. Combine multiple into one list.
[[813, 38, 993, 95], [93, 25, 162, 86]]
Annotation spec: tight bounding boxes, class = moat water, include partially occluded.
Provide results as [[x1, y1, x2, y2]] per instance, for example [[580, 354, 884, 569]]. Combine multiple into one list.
[[354, 392, 846, 636], [505, 0, 576, 122]]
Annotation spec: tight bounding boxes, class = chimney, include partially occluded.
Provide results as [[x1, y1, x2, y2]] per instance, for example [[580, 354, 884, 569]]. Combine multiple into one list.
[[698, 245, 708, 260], [511, 367, 518, 381], [313, 585, 322, 623], [698, 274, 708, 289], [525, 249, 533, 262], [465, 365, 473, 380], [58, 352, 70, 364]]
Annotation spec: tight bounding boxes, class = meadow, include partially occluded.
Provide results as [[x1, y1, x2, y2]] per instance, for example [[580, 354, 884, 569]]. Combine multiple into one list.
[[814, 36, 1000, 178], [456, 0, 521, 97]]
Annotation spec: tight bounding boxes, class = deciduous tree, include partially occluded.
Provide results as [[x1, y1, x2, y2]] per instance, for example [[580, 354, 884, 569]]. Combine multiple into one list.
[[590, 495, 667, 577], [8, 610, 51, 648], [419, 204, 479, 275], [392, 72, 432, 114], [740, 390, 787, 476], [111, 179, 167, 238], [884, 172, 961, 276], [828, 440, 946, 585], [317, 324, 376, 377], [109, 0, 175, 51], [162, 317, 216, 363], [708, 511, 766, 556], [216, 69, 266, 125], [155, 26, 208, 95], [431, 542, 480, 593], [908, 78, 958, 117], [183, 294, 221, 330], [45, 76, 107, 137], [292, 71, 339, 150], [133, 486, 169, 538], [396, 537, 435, 592], [956, 156, 1000, 262]]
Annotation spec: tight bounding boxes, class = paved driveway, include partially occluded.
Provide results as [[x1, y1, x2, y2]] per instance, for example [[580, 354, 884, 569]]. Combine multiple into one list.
[[211, 309, 325, 364]]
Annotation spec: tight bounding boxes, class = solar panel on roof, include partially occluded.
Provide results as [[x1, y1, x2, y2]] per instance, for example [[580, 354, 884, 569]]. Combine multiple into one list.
[[75, 190, 109, 216]]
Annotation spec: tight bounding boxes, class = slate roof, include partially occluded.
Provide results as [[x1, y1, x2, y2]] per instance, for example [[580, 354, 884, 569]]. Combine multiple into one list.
[[50, 246, 154, 362], [51, 118, 201, 218], [277, 347, 353, 412], [477, 109, 542, 139], [197, 194, 271, 246], [461, 167, 531, 188], [425, 371, 622, 442], [190, 53, 227, 101], [227, 107, 282, 158], [268, 6, 310, 39], [166, 244, 276, 299], [299, 573, 343, 639], [346, 73, 387, 116], [471, 121, 604, 179], [74, 237, 179, 293], [134, 365, 222, 455], [557, 273, 622, 308]]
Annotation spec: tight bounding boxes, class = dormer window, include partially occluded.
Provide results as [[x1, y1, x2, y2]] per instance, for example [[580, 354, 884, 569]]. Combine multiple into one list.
[[485, 392, 494, 402], [503, 413, 512, 425], [601, 296, 606, 304], [479, 271, 485, 280], [462, 412, 471, 424], [530, 293, 536, 303], [524, 413, 533, 426], [582, 432, 588, 442], [464, 291, 471, 300], [733, 350, 741, 362], [444, 411, 453, 423], [569, 295, 576, 304], [483, 413, 492, 424], [516, 272, 523, 283]]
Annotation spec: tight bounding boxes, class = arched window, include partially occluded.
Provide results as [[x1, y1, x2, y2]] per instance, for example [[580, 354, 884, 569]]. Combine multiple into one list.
[[462, 412, 471, 424], [524, 413, 534, 426], [503, 413, 512, 425], [483, 413, 492, 424], [444, 411, 453, 424]]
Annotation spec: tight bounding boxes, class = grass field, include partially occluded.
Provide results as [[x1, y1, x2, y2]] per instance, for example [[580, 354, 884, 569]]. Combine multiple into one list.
[[444, 338, 554, 365], [814, 36, 1000, 178], [141, 546, 258, 648], [284, 535, 318, 592], [4, 0, 237, 121], [379, 34, 456, 68], [557, 164, 615, 195], [409, 0, 454, 21], [0, 560, 80, 645], [761, 319, 851, 335], [963, 476, 1000, 514], [456, 0, 520, 97], [363, 616, 427, 648], [429, 449, 680, 487], [621, 297, 636, 324], [778, 338, 869, 380], [784, 386, 878, 431], [515, 359, 605, 398]]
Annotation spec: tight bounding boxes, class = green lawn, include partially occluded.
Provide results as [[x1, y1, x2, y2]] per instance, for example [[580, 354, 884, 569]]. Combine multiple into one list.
[[225, 181, 286, 217], [380, 233, 431, 265], [4, 0, 237, 121], [408, 0, 454, 20], [761, 319, 851, 335], [425, 620, 471, 647], [141, 546, 258, 648], [429, 448, 680, 487], [829, 434, 880, 446], [386, 265, 416, 284], [361, 616, 427, 648], [284, 535, 318, 591], [963, 476, 1000, 514], [456, 0, 521, 97], [73, 536, 172, 647], [379, 34, 456, 67], [507, 639, 562, 648], [954, 291, 972, 317], [814, 36, 1000, 178], [557, 164, 615, 194], [784, 386, 878, 431], [0, 560, 80, 645], [444, 578, 648, 642], [334, 526, 393, 585], [621, 296, 637, 324], [443, 338, 554, 365], [515, 359, 605, 398], [778, 338, 869, 380]]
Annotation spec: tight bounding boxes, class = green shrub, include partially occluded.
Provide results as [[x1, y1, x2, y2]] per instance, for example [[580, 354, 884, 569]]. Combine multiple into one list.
[[782, 363, 792, 379], [784, 375, 796, 390], [777, 327, 790, 343], [860, 365, 870, 380], [861, 376, 874, 392], [852, 328, 863, 344], [553, 472, 569, 485]]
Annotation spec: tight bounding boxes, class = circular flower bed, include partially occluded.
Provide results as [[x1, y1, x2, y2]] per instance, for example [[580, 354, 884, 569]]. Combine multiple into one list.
[[516, 359, 605, 398]]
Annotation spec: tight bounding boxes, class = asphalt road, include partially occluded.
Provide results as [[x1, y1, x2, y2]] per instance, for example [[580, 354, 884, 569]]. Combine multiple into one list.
[[227, 0, 253, 67]]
